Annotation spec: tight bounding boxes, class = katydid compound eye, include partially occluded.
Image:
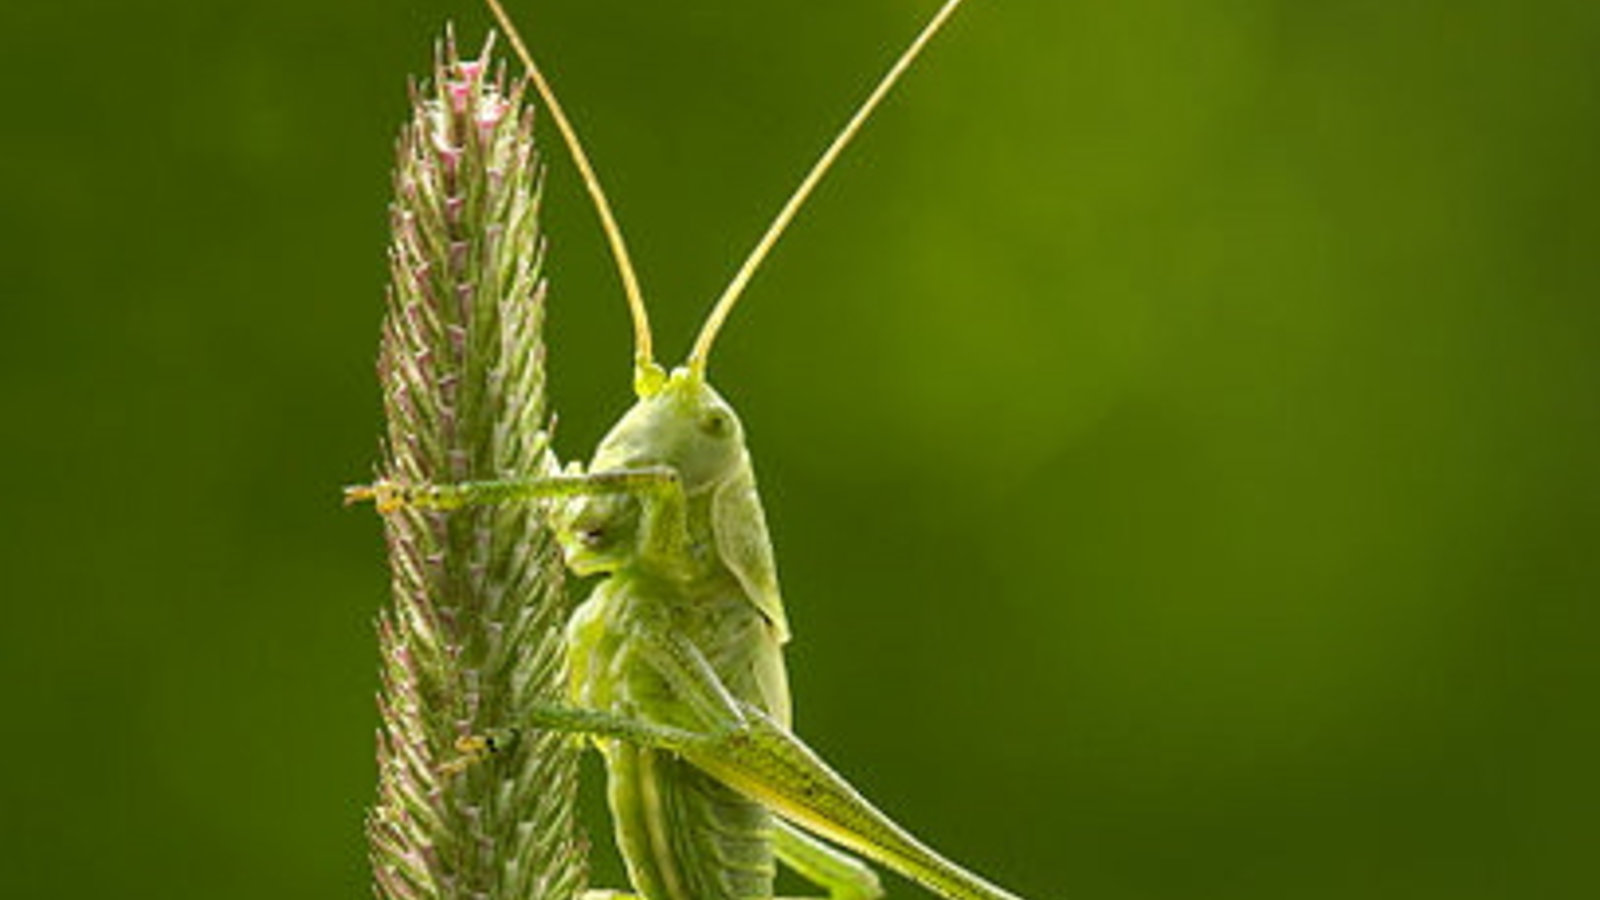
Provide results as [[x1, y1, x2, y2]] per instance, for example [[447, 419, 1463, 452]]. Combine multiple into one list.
[[700, 411, 730, 437]]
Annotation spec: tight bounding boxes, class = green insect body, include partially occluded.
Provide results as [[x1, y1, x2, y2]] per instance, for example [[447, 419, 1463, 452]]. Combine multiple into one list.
[[550, 366, 1025, 900], [359, 2, 1030, 900], [560, 372, 798, 900]]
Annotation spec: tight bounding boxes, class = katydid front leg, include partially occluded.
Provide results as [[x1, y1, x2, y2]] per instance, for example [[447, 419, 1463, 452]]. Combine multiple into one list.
[[345, 465, 693, 577]]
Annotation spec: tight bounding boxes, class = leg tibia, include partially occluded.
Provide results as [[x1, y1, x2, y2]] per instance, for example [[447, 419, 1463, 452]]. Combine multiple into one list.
[[445, 705, 704, 763], [344, 467, 679, 513]]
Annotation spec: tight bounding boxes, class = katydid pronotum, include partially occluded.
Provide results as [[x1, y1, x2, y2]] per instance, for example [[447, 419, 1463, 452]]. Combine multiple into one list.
[[351, 2, 1030, 900]]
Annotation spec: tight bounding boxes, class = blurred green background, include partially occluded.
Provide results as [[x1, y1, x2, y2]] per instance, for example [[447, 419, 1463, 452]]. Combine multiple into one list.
[[2, 0, 1595, 897]]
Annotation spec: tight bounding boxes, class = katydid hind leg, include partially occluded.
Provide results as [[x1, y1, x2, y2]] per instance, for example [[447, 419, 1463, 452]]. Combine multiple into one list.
[[682, 711, 1026, 900], [496, 701, 1024, 900]]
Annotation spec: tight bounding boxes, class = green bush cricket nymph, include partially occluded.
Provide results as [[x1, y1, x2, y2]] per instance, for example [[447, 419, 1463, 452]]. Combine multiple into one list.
[[351, 2, 1030, 900]]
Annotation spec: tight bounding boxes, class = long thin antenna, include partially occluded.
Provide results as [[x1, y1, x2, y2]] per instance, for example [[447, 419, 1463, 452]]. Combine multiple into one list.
[[687, 0, 969, 376], [483, 0, 659, 385]]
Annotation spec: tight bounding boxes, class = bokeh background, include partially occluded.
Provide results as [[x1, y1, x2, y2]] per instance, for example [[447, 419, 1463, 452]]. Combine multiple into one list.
[[3, 0, 1595, 897]]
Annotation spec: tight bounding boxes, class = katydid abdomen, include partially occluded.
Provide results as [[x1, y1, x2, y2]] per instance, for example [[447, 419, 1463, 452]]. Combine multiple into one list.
[[568, 567, 789, 900]]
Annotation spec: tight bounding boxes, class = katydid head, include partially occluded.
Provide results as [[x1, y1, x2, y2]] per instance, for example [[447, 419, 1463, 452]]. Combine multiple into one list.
[[596, 367, 747, 494], [559, 366, 759, 584], [574, 364, 785, 641]]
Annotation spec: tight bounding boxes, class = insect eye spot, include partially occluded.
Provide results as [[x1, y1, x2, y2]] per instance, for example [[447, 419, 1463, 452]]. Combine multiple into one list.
[[580, 528, 606, 547]]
